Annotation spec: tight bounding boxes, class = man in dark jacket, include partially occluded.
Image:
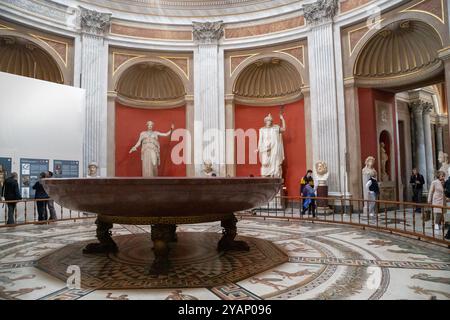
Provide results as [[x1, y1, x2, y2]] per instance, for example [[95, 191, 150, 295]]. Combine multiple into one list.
[[32, 172, 49, 221], [410, 168, 425, 212], [1, 172, 22, 224]]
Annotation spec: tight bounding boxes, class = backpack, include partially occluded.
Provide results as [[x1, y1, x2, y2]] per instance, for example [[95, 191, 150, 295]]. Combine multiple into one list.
[[369, 178, 380, 195]]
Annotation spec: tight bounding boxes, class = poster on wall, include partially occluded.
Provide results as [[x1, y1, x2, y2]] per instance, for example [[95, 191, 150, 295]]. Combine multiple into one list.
[[20, 158, 49, 199], [0, 157, 12, 189], [53, 160, 79, 178]]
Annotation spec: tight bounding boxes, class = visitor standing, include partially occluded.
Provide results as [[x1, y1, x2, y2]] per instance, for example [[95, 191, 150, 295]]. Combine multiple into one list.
[[46, 171, 57, 220], [301, 183, 316, 217], [1, 172, 22, 224], [366, 172, 379, 217], [410, 168, 425, 212], [33, 172, 49, 221], [427, 171, 446, 231]]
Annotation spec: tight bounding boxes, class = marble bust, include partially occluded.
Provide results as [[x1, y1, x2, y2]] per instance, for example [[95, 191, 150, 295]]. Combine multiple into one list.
[[87, 162, 100, 178], [202, 160, 216, 177], [257, 113, 286, 178], [314, 161, 329, 185]]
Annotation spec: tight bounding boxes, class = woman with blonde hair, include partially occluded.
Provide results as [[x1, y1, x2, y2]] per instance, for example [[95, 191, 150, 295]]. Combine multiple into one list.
[[427, 170, 446, 231]]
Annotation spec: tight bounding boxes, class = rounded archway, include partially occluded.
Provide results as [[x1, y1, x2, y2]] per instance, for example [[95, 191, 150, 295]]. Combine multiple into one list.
[[0, 36, 63, 84]]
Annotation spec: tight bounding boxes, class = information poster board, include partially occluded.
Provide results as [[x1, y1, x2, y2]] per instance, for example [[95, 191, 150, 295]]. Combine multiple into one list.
[[20, 158, 49, 198], [53, 160, 79, 178], [0, 157, 12, 189]]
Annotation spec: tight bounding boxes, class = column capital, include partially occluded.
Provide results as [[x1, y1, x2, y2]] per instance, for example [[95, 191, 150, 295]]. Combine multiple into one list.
[[409, 101, 424, 114], [192, 21, 224, 44], [79, 7, 111, 36], [303, 0, 338, 26]]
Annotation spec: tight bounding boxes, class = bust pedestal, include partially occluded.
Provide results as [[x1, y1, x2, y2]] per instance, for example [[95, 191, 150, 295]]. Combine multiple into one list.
[[316, 180, 332, 215]]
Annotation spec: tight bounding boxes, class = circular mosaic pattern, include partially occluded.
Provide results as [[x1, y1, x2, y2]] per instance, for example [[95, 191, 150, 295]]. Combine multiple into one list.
[[35, 232, 288, 289]]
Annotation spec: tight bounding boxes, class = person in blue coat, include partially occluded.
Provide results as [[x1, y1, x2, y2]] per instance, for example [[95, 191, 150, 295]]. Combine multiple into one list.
[[301, 183, 316, 217]]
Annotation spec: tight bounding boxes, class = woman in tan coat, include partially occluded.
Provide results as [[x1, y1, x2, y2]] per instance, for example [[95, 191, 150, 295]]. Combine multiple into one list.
[[427, 171, 446, 231]]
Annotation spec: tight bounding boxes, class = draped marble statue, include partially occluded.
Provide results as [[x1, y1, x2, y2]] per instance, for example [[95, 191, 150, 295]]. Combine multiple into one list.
[[129, 121, 174, 177], [257, 113, 286, 178], [362, 156, 377, 214], [438, 151, 449, 179], [379, 142, 389, 182]]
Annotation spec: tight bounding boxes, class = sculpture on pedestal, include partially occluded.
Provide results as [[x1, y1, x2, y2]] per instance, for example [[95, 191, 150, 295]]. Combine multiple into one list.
[[129, 121, 174, 177], [438, 151, 449, 179], [314, 161, 330, 213], [379, 142, 389, 182], [362, 156, 377, 214], [257, 113, 286, 178]]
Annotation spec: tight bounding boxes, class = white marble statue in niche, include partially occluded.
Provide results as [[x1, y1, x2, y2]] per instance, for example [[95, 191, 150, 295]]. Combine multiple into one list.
[[257, 113, 286, 178], [129, 121, 174, 177], [379, 142, 389, 182]]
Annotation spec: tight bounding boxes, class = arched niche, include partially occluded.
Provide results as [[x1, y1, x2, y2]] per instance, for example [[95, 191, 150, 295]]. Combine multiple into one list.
[[0, 35, 64, 84], [379, 130, 392, 182]]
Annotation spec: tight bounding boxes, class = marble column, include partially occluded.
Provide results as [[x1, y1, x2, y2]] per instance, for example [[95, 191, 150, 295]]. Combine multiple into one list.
[[423, 104, 434, 185], [225, 95, 235, 177], [436, 124, 444, 161], [304, 0, 341, 193], [410, 102, 427, 189], [185, 97, 195, 177], [79, 7, 111, 176], [192, 21, 226, 176]]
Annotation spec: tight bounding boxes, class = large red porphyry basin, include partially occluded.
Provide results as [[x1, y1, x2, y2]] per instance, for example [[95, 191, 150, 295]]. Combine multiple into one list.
[[42, 177, 282, 218]]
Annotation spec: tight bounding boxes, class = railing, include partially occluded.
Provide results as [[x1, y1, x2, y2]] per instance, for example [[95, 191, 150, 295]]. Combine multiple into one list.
[[237, 195, 450, 246], [0, 198, 90, 227], [2, 196, 449, 246]]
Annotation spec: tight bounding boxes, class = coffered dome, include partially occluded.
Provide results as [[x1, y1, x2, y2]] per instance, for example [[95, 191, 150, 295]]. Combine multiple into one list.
[[233, 58, 302, 104], [354, 20, 443, 80], [116, 62, 185, 106], [0, 36, 63, 84]]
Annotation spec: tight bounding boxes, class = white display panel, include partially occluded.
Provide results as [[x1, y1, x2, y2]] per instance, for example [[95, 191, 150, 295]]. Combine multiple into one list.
[[0, 71, 85, 176]]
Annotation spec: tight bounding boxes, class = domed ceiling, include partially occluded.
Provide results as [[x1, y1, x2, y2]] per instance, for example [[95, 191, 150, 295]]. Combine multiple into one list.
[[0, 36, 63, 84], [116, 62, 185, 105]]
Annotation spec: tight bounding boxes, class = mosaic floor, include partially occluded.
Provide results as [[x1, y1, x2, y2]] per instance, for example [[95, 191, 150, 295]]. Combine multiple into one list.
[[0, 218, 449, 300]]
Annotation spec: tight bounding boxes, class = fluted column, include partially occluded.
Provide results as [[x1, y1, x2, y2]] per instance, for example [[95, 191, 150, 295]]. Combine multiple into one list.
[[410, 102, 427, 189], [304, 0, 341, 193], [423, 104, 434, 184], [225, 95, 235, 177], [436, 124, 444, 161], [79, 7, 111, 176], [193, 21, 225, 176], [439, 48, 450, 137]]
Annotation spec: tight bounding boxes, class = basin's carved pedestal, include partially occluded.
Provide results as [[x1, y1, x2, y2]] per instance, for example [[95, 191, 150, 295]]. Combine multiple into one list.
[[218, 215, 250, 252], [149, 224, 177, 275], [83, 214, 249, 275], [83, 219, 118, 254]]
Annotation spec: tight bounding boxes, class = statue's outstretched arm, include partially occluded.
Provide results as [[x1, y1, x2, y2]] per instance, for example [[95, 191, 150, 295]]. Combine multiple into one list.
[[279, 114, 286, 133], [158, 124, 175, 137]]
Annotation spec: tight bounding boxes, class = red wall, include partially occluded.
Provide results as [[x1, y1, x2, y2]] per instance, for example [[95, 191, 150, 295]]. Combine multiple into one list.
[[115, 102, 187, 177], [235, 100, 306, 196], [358, 88, 398, 197]]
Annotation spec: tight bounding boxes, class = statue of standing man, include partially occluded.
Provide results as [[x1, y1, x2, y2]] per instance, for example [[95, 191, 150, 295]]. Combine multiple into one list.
[[129, 121, 174, 177], [257, 113, 286, 178]]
